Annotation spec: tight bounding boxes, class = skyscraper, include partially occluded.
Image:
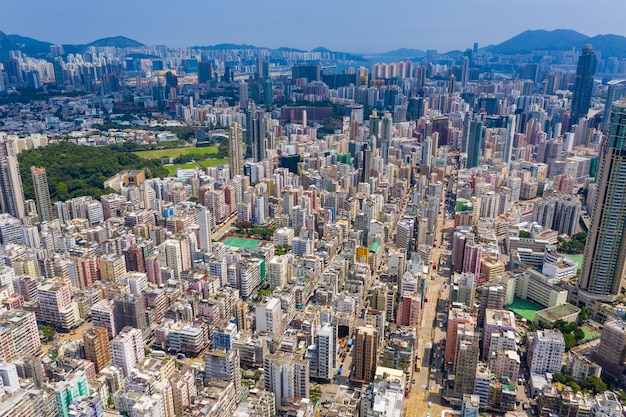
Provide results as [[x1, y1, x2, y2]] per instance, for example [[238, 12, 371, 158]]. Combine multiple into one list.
[[0, 135, 25, 220], [249, 110, 266, 162], [571, 45, 597, 123], [197, 61, 213, 84], [466, 116, 483, 168], [579, 103, 626, 302], [603, 80, 626, 133], [228, 122, 243, 179]]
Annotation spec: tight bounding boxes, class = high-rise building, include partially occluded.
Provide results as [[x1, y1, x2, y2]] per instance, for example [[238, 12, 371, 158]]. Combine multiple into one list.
[[579, 103, 626, 302], [197, 61, 213, 84], [31, 166, 54, 222], [466, 117, 483, 169], [114, 294, 147, 334], [249, 110, 267, 162], [263, 352, 309, 411], [110, 326, 145, 376], [228, 122, 243, 179], [0, 135, 25, 219], [528, 330, 565, 375], [37, 279, 80, 331], [571, 45, 597, 123], [255, 297, 283, 336], [308, 322, 337, 381], [352, 326, 378, 383], [83, 327, 111, 373], [454, 339, 479, 396], [205, 348, 242, 391], [592, 319, 626, 378], [602, 80, 626, 133], [0, 310, 41, 362]]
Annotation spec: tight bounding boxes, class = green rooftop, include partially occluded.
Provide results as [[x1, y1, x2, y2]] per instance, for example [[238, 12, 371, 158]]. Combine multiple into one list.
[[369, 241, 381, 253]]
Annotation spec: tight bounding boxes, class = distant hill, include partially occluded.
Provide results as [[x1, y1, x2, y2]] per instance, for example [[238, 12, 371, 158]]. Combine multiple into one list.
[[88, 36, 143, 48], [0, 31, 53, 59], [7, 34, 52, 55], [584, 34, 626, 59], [484, 29, 589, 54]]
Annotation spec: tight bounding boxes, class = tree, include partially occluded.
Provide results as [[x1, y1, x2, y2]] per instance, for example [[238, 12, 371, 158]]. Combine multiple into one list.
[[573, 328, 585, 342], [563, 333, 576, 350], [519, 230, 532, 238], [581, 376, 607, 394], [310, 384, 322, 404], [39, 325, 56, 342]]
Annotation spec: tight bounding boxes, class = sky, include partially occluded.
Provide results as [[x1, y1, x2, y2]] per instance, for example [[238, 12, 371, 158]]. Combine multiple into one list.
[[1, 0, 624, 53]]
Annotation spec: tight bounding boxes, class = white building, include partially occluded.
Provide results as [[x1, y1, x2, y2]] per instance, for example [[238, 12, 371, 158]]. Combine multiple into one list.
[[255, 297, 283, 336], [110, 327, 145, 376], [528, 330, 565, 375]]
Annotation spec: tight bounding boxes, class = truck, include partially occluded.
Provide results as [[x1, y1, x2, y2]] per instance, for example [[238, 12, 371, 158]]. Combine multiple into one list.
[[347, 338, 353, 347]]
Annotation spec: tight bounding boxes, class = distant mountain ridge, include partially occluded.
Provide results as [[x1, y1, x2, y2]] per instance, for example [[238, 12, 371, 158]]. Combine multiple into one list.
[[2, 29, 626, 61], [484, 29, 626, 57], [0, 31, 144, 59]]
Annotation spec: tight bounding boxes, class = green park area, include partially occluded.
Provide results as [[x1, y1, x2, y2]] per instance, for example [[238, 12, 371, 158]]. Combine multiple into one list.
[[506, 297, 543, 322]]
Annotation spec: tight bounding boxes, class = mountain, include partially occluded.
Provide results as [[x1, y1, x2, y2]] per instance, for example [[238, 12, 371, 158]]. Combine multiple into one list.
[[88, 36, 143, 48], [0, 31, 54, 59], [7, 34, 52, 55], [484, 29, 589, 54], [584, 34, 626, 59]]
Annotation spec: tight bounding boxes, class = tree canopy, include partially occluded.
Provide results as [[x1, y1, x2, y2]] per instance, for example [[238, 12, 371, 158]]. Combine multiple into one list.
[[19, 141, 169, 201]]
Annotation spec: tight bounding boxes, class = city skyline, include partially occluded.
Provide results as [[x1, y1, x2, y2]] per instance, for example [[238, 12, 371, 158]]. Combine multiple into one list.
[[1, 0, 625, 53]]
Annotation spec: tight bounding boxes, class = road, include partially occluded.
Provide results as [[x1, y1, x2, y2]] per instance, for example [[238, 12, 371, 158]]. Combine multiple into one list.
[[211, 214, 238, 241], [407, 211, 454, 417]]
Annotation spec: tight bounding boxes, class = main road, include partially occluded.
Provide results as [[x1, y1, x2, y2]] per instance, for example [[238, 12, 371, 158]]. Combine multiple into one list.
[[406, 182, 455, 417]]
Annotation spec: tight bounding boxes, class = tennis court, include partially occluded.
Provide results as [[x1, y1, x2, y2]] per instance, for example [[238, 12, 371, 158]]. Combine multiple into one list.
[[506, 298, 543, 321]]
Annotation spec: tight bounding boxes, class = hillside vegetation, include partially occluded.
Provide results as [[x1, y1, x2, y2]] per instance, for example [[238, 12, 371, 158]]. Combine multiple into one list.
[[18, 142, 169, 201]]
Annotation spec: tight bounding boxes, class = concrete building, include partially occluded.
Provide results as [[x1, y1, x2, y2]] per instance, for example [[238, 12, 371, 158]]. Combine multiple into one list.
[[528, 330, 565, 375], [352, 326, 379, 383], [83, 327, 111, 373], [263, 352, 309, 412], [36, 278, 80, 330], [483, 309, 515, 360], [255, 297, 283, 336], [110, 326, 145, 376], [593, 319, 626, 378]]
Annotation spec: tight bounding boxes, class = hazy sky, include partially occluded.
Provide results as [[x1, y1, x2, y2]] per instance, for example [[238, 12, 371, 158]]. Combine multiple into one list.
[[1, 0, 624, 53]]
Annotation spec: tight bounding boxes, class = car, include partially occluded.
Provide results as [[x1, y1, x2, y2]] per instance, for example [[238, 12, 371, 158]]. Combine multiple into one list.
[[411, 379, 416, 384], [429, 384, 433, 390], [428, 401, 432, 408]]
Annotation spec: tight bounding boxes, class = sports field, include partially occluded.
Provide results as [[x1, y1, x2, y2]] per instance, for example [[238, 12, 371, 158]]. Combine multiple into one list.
[[134, 146, 218, 159], [506, 297, 543, 321], [164, 159, 229, 175], [580, 325, 600, 341], [223, 237, 261, 250], [197, 158, 229, 168]]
